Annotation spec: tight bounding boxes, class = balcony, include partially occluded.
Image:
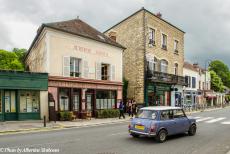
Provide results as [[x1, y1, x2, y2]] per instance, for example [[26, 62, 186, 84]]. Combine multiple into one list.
[[147, 70, 186, 85]]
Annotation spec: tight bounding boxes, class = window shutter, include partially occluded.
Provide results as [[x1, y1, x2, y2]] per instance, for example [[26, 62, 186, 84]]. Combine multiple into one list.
[[110, 65, 115, 81], [96, 62, 101, 80], [63, 56, 70, 77], [83, 60, 89, 78]]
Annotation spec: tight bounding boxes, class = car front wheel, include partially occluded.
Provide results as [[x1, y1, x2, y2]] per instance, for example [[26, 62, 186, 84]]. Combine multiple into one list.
[[188, 124, 196, 136], [156, 130, 167, 143]]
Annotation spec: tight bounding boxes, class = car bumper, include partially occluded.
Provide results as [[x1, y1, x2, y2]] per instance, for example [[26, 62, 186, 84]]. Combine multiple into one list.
[[129, 129, 156, 137]]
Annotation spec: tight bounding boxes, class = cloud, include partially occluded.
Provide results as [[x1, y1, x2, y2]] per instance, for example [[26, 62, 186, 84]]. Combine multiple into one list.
[[0, 0, 230, 67]]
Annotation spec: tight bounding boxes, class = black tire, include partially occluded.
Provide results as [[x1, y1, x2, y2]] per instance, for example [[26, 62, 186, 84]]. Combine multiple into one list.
[[156, 130, 167, 143], [130, 133, 139, 138], [188, 124, 196, 136]]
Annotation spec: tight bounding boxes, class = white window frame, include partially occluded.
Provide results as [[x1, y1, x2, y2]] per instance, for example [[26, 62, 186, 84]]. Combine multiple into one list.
[[148, 28, 156, 46], [174, 63, 178, 75], [161, 33, 167, 50], [174, 39, 179, 53], [70, 57, 81, 78], [160, 59, 168, 73]]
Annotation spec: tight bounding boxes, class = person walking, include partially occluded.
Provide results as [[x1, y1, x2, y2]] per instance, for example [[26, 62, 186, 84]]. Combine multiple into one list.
[[119, 100, 125, 119], [128, 100, 132, 116], [131, 100, 137, 117]]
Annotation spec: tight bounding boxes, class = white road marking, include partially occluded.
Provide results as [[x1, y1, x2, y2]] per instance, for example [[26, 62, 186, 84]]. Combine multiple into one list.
[[205, 117, 226, 123], [108, 132, 127, 136], [196, 117, 213, 122], [221, 121, 230, 125], [194, 116, 202, 119]]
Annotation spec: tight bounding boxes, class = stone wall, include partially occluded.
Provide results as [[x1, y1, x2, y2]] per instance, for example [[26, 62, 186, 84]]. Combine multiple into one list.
[[105, 10, 145, 104]]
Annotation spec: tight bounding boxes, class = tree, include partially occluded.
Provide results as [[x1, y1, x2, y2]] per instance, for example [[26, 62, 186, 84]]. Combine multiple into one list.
[[209, 60, 230, 88], [12, 48, 27, 64], [210, 70, 224, 92], [0, 49, 24, 70]]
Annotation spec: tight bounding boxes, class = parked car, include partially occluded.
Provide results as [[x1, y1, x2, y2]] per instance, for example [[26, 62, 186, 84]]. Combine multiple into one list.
[[128, 106, 196, 143]]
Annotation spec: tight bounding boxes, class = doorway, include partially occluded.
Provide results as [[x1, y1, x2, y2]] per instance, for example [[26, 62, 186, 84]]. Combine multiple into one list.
[[4, 90, 17, 120]]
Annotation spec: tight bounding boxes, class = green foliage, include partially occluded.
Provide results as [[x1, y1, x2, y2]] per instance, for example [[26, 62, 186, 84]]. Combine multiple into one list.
[[96, 109, 119, 118], [59, 111, 73, 121], [210, 70, 224, 92], [123, 78, 129, 102], [225, 95, 230, 101], [12, 48, 27, 64], [0, 49, 24, 71], [209, 60, 230, 88]]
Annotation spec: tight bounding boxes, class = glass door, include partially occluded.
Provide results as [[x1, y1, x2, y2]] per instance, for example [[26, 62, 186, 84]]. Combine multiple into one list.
[[86, 94, 92, 111], [4, 91, 17, 120]]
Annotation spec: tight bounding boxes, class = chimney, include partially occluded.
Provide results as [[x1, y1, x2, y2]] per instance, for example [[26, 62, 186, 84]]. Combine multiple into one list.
[[108, 31, 117, 42], [156, 12, 162, 18]]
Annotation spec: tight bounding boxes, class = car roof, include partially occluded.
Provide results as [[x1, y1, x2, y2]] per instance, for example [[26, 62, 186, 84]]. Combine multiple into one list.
[[140, 106, 182, 111]]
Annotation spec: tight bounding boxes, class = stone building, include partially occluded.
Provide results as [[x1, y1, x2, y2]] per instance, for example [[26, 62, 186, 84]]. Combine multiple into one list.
[[25, 19, 124, 119], [104, 8, 186, 106]]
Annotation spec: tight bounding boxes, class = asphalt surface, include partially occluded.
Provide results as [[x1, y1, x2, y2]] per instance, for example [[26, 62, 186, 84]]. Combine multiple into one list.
[[1, 108, 230, 154]]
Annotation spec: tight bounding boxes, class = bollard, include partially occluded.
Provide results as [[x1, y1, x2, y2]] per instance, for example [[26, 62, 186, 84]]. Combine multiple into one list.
[[44, 115, 46, 127]]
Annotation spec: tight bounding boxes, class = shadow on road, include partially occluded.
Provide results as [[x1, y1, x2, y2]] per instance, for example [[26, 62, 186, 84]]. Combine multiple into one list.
[[125, 133, 189, 144]]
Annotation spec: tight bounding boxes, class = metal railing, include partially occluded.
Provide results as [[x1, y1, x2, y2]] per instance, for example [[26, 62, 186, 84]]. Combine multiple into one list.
[[147, 70, 186, 85]]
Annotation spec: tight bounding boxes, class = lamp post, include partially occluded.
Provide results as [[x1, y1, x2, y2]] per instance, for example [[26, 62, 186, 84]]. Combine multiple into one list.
[[204, 59, 212, 107]]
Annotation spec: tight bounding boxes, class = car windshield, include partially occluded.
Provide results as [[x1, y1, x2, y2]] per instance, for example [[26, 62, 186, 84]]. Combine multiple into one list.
[[136, 110, 157, 119]]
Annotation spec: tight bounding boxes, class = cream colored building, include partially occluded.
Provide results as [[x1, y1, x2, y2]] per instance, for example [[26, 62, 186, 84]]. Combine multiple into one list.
[[105, 8, 185, 106], [25, 19, 124, 119]]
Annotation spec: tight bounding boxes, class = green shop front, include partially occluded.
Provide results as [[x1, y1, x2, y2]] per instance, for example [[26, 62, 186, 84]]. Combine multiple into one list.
[[0, 70, 48, 121], [147, 83, 171, 106]]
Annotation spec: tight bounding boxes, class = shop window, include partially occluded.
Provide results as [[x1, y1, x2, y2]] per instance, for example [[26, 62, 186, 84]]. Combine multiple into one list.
[[4, 91, 16, 113], [20, 91, 40, 113], [70, 57, 81, 77], [0, 91, 2, 113], [96, 91, 116, 109], [101, 64, 110, 80], [59, 88, 70, 111]]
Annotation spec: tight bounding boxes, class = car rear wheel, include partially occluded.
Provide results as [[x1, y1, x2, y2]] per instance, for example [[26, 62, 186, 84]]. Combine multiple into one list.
[[188, 124, 196, 136], [156, 130, 167, 143], [130, 133, 139, 138]]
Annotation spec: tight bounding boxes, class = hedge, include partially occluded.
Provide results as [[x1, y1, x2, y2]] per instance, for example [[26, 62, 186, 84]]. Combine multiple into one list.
[[96, 109, 120, 118]]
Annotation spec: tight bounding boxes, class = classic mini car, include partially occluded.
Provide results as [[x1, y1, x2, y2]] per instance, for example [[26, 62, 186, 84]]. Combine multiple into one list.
[[128, 106, 196, 143]]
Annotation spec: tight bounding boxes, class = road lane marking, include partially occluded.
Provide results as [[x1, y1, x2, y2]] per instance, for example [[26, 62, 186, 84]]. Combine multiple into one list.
[[194, 116, 202, 119], [205, 117, 226, 123], [108, 132, 127, 136], [221, 121, 230, 125], [196, 117, 213, 122]]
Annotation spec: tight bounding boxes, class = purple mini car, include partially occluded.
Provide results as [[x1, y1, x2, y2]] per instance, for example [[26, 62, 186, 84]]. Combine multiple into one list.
[[128, 106, 196, 143]]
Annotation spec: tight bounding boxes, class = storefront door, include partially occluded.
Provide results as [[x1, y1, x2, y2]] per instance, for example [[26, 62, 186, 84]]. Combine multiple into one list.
[[4, 90, 17, 121], [86, 94, 93, 112]]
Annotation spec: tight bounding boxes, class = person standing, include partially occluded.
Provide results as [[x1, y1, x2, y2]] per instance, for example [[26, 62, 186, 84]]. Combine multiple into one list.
[[119, 100, 125, 119]]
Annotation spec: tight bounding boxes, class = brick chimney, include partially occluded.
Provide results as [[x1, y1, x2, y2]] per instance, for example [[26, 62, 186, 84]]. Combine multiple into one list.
[[156, 12, 162, 18], [108, 31, 117, 42]]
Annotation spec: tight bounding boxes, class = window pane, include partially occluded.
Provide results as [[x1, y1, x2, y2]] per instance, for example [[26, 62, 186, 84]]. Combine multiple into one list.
[[96, 99, 101, 109], [73, 94, 79, 111], [20, 91, 27, 112], [10, 91, 16, 113], [0, 91, 2, 113], [4, 91, 10, 113], [174, 109, 185, 118]]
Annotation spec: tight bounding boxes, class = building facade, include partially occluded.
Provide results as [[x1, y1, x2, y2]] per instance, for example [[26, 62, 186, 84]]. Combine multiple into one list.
[[183, 62, 212, 107], [104, 8, 186, 106], [0, 70, 48, 121], [25, 19, 124, 119]]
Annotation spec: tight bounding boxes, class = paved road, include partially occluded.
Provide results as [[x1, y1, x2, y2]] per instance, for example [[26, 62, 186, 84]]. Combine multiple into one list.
[[1, 108, 230, 154]]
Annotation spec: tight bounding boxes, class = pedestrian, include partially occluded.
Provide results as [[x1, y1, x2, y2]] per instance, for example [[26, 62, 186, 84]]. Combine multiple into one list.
[[131, 100, 137, 117], [128, 100, 132, 116], [119, 100, 125, 119]]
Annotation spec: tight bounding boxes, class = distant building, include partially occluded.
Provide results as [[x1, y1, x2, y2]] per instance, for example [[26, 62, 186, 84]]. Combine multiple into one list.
[[105, 8, 186, 106], [25, 19, 124, 119]]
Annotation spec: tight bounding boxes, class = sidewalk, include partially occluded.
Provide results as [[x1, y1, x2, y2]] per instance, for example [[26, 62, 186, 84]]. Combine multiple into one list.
[[0, 106, 229, 135], [0, 117, 128, 135]]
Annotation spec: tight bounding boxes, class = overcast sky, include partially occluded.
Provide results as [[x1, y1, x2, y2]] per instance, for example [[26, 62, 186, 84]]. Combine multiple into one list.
[[0, 0, 230, 67]]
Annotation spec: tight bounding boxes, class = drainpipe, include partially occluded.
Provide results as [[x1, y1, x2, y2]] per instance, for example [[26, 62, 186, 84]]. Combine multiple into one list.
[[143, 8, 148, 107]]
